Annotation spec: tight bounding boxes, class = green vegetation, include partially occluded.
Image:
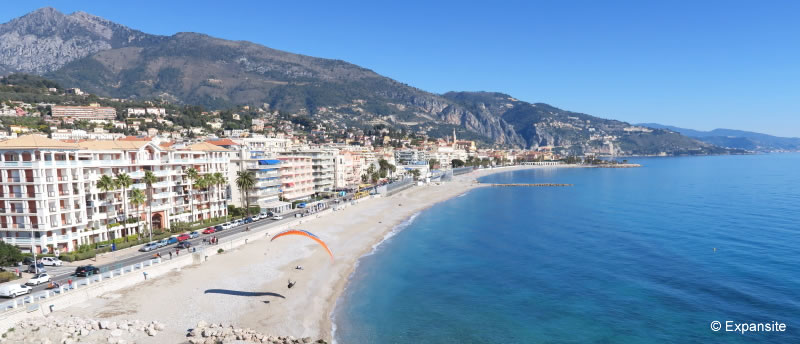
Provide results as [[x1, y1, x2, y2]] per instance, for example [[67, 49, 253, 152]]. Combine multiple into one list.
[[0, 242, 24, 266], [235, 170, 256, 217], [0, 271, 19, 283]]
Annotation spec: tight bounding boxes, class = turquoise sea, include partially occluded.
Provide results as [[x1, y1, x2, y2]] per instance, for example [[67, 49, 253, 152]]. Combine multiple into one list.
[[333, 154, 800, 343]]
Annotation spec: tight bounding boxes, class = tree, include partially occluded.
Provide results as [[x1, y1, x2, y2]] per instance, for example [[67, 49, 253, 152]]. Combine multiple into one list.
[[129, 188, 146, 237], [409, 169, 421, 181], [451, 159, 465, 168], [212, 172, 227, 218], [194, 174, 211, 221], [428, 158, 439, 170], [115, 173, 133, 233], [143, 170, 157, 237], [97, 175, 118, 241], [186, 168, 199, 222], [0, 242, 23, 266], [235, 170, 256, 217]]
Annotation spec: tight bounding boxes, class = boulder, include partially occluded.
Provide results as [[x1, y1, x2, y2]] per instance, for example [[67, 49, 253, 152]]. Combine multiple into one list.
[[99, 320, 110, 330], [196, 320, 208, 329]]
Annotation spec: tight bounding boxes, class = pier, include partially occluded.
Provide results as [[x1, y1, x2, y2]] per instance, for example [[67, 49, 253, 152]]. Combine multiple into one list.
[[487, 183, 573, 187]]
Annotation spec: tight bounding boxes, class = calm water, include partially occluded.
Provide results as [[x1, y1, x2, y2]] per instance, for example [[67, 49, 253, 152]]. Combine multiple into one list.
[[333, 154, 800, 343]]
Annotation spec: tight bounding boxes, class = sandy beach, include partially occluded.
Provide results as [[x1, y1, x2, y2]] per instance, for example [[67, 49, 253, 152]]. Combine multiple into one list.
[[56, 166, 541, 342]]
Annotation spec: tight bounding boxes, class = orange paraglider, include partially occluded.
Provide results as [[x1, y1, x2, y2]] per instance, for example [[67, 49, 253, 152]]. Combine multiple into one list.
[[271, 230, 334, 261]]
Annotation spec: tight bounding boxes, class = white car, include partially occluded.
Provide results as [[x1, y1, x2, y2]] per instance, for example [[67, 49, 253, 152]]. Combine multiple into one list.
[[222, 222, 233, 230], [40, 257, 62, 266], [139, 242, 159, 252], [272, 215, 284, 220], [25, 273, 51, 286], [0, 284, 32, 298], [156, 239, 169, 248]]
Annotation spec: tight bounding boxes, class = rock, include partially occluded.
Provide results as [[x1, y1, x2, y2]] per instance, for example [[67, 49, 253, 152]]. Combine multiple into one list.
[[107, 337, 118, 344], [154, 322, 165, 331], [196, 320, 208, 329], [118, 323, 128, 331], [100, 320, 110, 330], [79, 328, 90, 336], [302, 337, 312, 343], [110, 329, 122, 337], [145, 327, 157, 336]]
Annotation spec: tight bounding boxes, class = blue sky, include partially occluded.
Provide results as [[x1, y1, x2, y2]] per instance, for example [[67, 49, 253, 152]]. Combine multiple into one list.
[[3, 1, 799, 136]]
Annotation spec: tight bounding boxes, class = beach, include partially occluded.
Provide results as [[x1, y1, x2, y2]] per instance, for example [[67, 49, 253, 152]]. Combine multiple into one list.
[[54, 166, 540, 342]]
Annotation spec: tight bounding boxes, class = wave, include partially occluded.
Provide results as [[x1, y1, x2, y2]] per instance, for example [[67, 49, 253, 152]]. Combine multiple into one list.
[[330, 211, 421, 343]]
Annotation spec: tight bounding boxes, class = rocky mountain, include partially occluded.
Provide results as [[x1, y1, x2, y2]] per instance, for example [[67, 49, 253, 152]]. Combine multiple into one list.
[[0, 7, 161, 74], [640, 123, 800, 152], [444, 92, 733, 155], [0, 8, 735, 154]]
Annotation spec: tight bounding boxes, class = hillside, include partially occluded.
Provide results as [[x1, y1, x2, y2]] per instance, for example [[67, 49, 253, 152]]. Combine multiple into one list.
[[0, 7, 737, 155], [640, 123, 800, 152]]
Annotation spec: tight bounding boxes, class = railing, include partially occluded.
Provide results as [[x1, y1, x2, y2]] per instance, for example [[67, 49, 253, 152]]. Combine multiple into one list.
[[0, 258, 167, 314]]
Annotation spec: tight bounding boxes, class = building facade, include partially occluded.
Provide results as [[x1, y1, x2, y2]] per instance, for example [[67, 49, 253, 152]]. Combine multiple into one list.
[[0, 135, 229, 253]]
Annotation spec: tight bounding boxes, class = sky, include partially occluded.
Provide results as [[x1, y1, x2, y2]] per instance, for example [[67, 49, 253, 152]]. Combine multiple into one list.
[[2, 1, 799, 137]]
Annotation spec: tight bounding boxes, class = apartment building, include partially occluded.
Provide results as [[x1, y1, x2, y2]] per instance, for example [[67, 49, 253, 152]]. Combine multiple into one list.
[[0, 135, 229, 254], [51, 105, 116, 120], [334, 151, 357, 190], [281, 148, 336, 195], [278, 156, 314, 201]]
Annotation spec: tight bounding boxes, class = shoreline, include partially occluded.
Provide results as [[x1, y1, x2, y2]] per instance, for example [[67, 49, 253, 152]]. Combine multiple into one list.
[[47, 165, 565, 343]]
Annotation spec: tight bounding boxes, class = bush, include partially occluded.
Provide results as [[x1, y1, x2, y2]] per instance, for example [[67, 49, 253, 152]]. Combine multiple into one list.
[[60, 250, 96, 262], [0, 271, 19, 283], [0, 242, 23, 266], [217, 248, 224, 254]]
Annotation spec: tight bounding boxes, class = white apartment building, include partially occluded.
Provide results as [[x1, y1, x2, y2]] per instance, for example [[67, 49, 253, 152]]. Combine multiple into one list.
[[278, 156, 314, 201], [0, 135, 230, 254], [334, 151, 357, 190], [51, 105, 116, 120]]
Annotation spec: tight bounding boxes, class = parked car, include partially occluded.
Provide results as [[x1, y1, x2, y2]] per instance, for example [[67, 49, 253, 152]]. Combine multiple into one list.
[[189, 231, 200, 239], [202, 227, 216, 234], [25, 273, 51, 286], [221, 222, 232, 230], [176, 241, 192, 249], [27, 263, 45, 273], [75, 265, 100, 277], [166, 237, 179, 245], [272, 215, 283, 220], [156, 239, 169, 248], [139, 242, 159, 252], [19, 257, 34, 267], [214, 225, 223, 232], [40, 257, 63, 266], [176, 233, 191, 242], [0, 284, 32, 298], [244, 217, 253, 224]]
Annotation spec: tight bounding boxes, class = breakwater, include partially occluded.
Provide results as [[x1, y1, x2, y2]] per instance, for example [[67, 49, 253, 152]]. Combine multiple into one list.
[[487, 183, 573, 187]]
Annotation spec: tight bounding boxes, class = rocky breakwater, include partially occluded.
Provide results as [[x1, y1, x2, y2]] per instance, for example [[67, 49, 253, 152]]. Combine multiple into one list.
[[187, 321, 327, 344], [2, 316, 165, 343]]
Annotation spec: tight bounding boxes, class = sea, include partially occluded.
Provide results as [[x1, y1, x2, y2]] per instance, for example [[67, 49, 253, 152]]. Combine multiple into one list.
[[332, 154, 800, 343]]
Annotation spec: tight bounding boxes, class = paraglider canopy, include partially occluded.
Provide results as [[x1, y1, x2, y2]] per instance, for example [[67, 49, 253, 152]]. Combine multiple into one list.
[[271, 229, 334, 261]]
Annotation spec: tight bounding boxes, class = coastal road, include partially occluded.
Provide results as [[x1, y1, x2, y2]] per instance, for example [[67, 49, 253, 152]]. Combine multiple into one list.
[[29, 201, 341, 293]]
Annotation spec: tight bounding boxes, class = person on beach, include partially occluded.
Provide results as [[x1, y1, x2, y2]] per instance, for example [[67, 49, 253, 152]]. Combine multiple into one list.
[[169, 251, 173, 259]]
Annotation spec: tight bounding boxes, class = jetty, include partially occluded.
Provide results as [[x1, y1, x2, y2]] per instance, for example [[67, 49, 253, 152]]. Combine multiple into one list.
[[487, 183, 573, 187]]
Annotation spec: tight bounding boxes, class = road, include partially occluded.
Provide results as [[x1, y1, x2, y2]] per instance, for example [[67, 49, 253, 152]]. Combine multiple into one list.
[[29, 203, 337, 293]]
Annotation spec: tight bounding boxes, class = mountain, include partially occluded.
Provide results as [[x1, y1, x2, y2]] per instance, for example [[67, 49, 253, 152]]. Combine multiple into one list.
[[0, 8, 734, 155], [640, 123, 800, 152], [0, 7, 162, 74], [444, 92, 731, 155]]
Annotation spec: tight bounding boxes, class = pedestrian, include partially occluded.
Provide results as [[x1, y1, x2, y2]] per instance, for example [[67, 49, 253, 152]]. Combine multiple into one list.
[[68, 279, 72, 289], [169, 251, 173, 259], [176, 249, 180, 256]]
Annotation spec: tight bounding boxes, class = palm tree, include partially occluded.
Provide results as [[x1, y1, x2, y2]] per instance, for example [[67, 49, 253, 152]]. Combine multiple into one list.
[[236, 170, 256, 217], [143, 170, 157, 238], [186, 168, 199, 222], [115, 173, 133, 235], [129, 188, 146, 238], [211, 172, 227, 218], [193, 174, 211, 222], [97, 175, 118, 242]]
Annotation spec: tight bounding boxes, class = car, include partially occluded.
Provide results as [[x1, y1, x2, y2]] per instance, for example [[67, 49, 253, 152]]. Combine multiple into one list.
[[25, 273, 51, 286], [75, 265, 100, 277], [40, 257, 63, 266], [272, 215, 284, 220], [244, 217, 253, 224], [221, 222, 232, 230], [139, 242, 159, 252], [156, 239, 169, 248], [214, 225, 223, 232], [166, 237, 179, 245], [176, 241, 192, 249], [0, 284, 32, 298], [202, 227, 216, 234], [189, 231, 200, 239], [176, 233, 191, 242], [27, 263, 45, 273], [19, 257, 34, 267]]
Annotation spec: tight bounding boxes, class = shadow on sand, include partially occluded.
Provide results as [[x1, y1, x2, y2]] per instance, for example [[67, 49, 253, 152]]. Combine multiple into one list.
[[204, 289, 286, 298]]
